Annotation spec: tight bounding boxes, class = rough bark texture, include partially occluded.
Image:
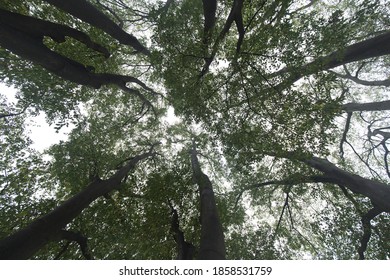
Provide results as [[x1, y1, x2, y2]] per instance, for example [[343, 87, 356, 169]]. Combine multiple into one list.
[[304, 157, 390, 212], [43, 0, 149, 55], [0, 151, 153, 259], [342, 100, 390, 112], [190, 142, 226, 260]]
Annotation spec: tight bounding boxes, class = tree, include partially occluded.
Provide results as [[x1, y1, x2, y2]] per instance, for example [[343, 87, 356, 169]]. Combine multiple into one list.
[[0, 0, 389, 260]]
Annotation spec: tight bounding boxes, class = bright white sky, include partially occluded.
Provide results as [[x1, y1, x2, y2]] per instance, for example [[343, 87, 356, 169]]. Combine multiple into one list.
[[0, 83, 71, 152]]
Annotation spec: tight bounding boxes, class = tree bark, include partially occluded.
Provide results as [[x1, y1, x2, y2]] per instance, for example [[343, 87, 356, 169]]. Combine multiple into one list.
[[0, 150, 154, 259], [190, 142, 226, 259], [303, 157, 390, 212], [43, 0, 149, 55]]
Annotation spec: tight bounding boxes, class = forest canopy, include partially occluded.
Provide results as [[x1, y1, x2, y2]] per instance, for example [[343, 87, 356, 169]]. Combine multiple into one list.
[[0, 0, 389, 260]]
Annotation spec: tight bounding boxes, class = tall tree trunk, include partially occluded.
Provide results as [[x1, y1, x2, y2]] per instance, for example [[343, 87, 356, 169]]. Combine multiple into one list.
[[303, 157, 390, 212], [0, 151, 154, 259], [190, 141, 226, 259]]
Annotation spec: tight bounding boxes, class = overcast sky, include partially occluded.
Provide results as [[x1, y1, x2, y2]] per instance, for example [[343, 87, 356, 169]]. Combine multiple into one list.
[[1, 83, 71, 152]]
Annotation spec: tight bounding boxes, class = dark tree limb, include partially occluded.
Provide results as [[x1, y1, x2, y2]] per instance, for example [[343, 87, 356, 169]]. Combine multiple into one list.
[[168, 201, 195, 260], [371, 129, 390, 179], [339, 184, 385, 259], [55, 230, 93, 260], [42, 0, 150, 55], [202, 0, 217, 45], [303, 157, 390, 212], [339, 112, 352, 159], [200, 0, 244, 76], [331, 71, 390, 87], [0, 8, 110, 58], [0, 12, 155, 107], [272, 30, 390, 92], [190, 140, 225, 260], [342, 100, 390, 112], [273, 191, 289, 239], [358, 208, 382, 260], [0, 146, 157, 259]]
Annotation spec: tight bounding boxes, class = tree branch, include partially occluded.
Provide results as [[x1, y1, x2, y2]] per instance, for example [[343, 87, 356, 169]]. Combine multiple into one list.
[[168, 201, 195, 260], [200, 0, 244, 77], [331, 70, 390, 87], [202, 0, 217, 45], [358, 208, 382, 260], [272, 191, 290, 241], [55, 230, 93, 260], [342, 100, 390, 112], [0, 8, 110, 58], [43, 0, 150, 55], [339, 112, 352, 159]]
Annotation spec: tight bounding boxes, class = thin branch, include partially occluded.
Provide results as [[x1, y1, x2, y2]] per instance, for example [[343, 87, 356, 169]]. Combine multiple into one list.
[[339, 112, 352, 160], [0, 104, 29, 119], [272, 191, 290, 241], [331, 70, 390, 87], [235, 175, 336, 208]]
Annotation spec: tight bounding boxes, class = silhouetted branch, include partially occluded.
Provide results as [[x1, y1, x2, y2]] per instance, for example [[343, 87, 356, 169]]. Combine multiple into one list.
[[55, 230, 93, 260], [358, 208, 382, 260], [339, 112, 352, 159]]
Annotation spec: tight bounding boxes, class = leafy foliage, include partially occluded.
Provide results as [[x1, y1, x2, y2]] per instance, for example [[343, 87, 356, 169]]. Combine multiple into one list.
[[0, 0, 389, 259]]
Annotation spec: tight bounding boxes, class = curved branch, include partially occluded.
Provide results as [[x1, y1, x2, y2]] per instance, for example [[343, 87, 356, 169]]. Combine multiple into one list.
[[55, 230, 93, 260], [0, 148, 156, 259], [0, 104, 29, 119], [168, 202, 195, 260], [271, 30, 390, 91], [43, 0, 150, 55], [0, 16, 155, 106], [0, 8, 110, 58], [358, 208, 382, 260], [331, 71, 390, 87]]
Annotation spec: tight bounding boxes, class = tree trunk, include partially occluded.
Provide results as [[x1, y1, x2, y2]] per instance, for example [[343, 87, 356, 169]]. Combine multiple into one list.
[[0, 151, 153, 259], [304, 157, 390, 212], [43, 0, 149, 55], [190, 142, 226, 259]]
